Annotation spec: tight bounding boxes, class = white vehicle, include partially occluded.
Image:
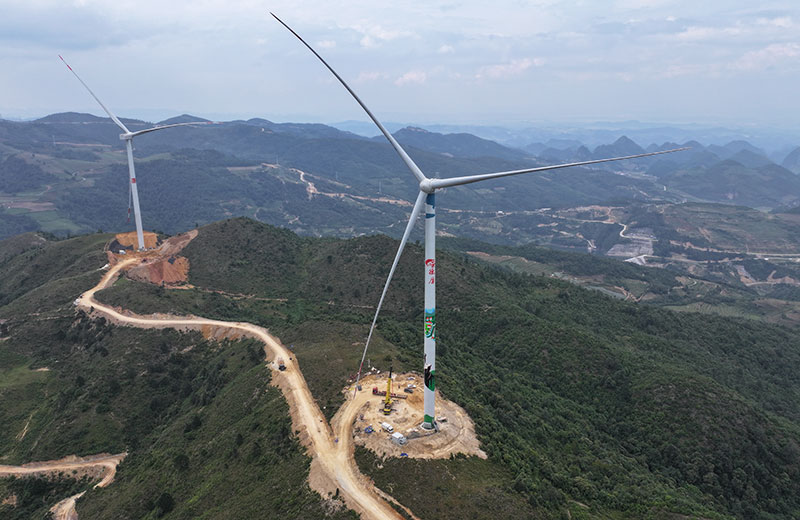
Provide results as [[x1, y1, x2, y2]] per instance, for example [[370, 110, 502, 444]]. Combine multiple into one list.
[[380, 422, 394, 433]]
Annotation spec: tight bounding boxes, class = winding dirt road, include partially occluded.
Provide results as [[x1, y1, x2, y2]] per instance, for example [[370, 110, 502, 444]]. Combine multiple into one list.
[[0, 453, 126, 520], [76, 259, 406, 520]]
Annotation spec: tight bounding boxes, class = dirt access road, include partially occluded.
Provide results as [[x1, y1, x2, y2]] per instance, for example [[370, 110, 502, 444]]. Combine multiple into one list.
[[77, 259, 406, 520], [0, 453, 126, 520]]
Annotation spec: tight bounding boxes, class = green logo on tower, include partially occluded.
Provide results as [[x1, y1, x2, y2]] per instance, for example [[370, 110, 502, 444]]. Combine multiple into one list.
[[424, 309, 436, 340]]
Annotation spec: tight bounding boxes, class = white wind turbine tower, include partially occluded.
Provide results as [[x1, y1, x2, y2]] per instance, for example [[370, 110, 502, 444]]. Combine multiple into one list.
[[273, 14, 687, 430], [60, 55, 208, 251]]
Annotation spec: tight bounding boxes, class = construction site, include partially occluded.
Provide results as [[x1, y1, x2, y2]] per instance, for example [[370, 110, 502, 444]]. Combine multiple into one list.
[[106, 230, 195, 286], [339, 371, 485, 460]]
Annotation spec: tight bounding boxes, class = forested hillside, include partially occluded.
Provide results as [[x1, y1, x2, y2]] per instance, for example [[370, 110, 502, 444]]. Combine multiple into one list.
[[60, 218, 800, 519]]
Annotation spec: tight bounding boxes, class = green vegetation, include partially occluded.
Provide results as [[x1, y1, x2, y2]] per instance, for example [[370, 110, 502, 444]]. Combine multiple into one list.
[[1, 311, 357, 519], [0, 475, 92, 520], [0, 226, 362, 517], [76, 336, 357, 520], [0, 232, 108, 309], [96, 219, 800, 518], [441, 235, 679, 295], [0, 209, 40, 240], [354, 448, 540, 519], [4, 218, 800, 518], [0, 155, 56, 194], [662, 161, 800, 209]]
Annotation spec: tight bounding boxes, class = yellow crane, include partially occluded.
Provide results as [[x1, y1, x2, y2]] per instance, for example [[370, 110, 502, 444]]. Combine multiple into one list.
[[383, 367, 393, 415]]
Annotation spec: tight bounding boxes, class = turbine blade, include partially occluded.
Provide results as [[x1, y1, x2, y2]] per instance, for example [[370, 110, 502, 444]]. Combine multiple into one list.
[[354, 190, 426, 389], [59, 55, 130, 134], [271, 13, 427, 184], [429, 147, 689, 190], [128, 121, 214, 138]]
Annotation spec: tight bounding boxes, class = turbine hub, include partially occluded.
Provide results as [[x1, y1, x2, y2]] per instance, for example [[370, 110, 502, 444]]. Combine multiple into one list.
[[419, 179, 435, 194], [119, 133, 133, 141]]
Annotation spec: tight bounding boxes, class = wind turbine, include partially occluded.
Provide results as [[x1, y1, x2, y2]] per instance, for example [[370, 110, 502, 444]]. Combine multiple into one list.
[[272, 14, 687, 430], [60, 55, 208, 251]]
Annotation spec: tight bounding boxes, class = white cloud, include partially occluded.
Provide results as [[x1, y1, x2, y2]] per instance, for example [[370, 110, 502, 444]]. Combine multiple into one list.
[[675, 25, 743, 41], [756, 16, 793, 28], [3, 0, 800, 126], [356, 71, 386, 82], [348, 23, 415, 48], [476, 58, 542, 79], [734, 42, 800, 71], [660, 63, 706, 78], [395, 70, 427, 86]]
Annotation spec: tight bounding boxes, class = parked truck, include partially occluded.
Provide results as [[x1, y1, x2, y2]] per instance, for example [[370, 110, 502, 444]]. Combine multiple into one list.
[[372, 387, 408, 399]]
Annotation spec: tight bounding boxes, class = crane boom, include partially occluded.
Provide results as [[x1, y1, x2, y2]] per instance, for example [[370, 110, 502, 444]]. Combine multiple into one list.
[[383, 367, 393, 414]]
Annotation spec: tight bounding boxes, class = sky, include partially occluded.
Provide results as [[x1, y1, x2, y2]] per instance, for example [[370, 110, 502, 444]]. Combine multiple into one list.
[[1, 0, 799, 130]]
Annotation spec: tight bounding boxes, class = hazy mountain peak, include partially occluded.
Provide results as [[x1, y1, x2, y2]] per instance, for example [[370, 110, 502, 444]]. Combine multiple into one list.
[[158, 114, 210, 125], [34, 112, 107, 123], [592, 135, 644, 158], [780, 146, 800, 174], [728, 149, 772, 169], [246, 117, 275, 125], [399, 126, 431, 133], [544, 138, 583, 150], [391, 126, 528, 160], [613, 135, 639, 147], [723, 139, 765, 156]]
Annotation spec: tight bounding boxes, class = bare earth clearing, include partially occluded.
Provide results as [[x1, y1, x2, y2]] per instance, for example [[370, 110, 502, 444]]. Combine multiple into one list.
[[122, 230, 197, 285], [340, 373, 486, 460]]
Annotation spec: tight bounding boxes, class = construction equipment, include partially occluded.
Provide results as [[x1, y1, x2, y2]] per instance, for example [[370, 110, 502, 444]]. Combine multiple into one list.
[[391, 432, 407, 445], [371, 387, 408, 399], [383, 366, 394, 414]]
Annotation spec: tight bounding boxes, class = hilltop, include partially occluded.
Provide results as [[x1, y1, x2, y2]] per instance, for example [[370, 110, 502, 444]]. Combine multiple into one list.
[[3, 219, 800, 518]]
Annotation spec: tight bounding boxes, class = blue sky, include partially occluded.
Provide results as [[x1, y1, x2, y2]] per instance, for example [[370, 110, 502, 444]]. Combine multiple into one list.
[[0, 0, 798, 129]]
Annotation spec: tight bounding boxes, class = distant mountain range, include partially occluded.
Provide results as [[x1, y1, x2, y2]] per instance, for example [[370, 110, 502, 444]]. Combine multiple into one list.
[[332, 119, 800, 152], [1, 112, 799, 242]]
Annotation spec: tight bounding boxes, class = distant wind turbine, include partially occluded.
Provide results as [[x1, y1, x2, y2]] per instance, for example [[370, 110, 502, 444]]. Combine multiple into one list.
[[272, 14, 687, 430], [60, 55, 209, 251]]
